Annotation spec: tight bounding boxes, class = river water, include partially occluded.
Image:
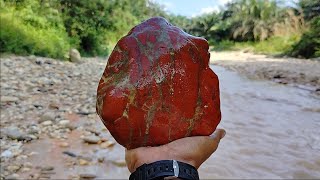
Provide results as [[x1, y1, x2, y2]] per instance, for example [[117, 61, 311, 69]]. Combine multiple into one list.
[[21, 65, 320, 179], [198, 65, 320, 179]]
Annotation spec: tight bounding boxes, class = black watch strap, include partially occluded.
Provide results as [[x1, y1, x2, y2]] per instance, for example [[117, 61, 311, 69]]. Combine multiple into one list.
[[129, 160, 199, 180]]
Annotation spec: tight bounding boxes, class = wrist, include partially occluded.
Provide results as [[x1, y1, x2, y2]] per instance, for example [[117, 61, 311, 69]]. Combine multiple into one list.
[[129, 160, 199, 180]]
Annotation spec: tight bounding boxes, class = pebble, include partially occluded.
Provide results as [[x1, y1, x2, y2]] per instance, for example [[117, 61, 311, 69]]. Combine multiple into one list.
[[62, 151, 77, 157], [59, 120, 70, 126], [15, 155, 28, 160], [5, 173, 20, 180], [27, 134, 38, 140], [65, 123, 77, 130], [79, 159, 89, 166], [79, 173, 97, 179], [21, 167, 31, 172], [24, 162, 33, 168], [1, 96, 19, 102], [39, 112, 55, 123], [7, 165, 21, 172], [40, 166, 54, 171], [85, 127, 100, 135], [3, 127, 30, 141], [48, 102, 60, 110], [30, 173, 40, 179], [59, 142, 69, 147], [83, 135, 100, 144], [100, 141, 115, 149], [1, 149, 13, 158], [41, 120, 53, 126], [27, 127, 40, 135], [97, 157, 104, 163], [111, 160, 127, 167]]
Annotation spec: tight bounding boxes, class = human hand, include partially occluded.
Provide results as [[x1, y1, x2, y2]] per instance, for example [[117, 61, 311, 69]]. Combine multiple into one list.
[[125, 128, 226, 173]]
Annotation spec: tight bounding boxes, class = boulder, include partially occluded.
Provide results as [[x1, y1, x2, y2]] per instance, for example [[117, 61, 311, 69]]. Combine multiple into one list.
[[96, 17, 221, 149], [69, 48, 81, 63]]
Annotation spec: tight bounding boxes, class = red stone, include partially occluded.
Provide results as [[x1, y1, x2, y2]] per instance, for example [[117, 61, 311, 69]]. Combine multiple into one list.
[[96, 17, 221, 149]]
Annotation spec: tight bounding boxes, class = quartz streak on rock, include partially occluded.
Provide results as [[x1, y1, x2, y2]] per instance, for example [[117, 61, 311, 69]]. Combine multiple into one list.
[[96, 17, 221, 149]]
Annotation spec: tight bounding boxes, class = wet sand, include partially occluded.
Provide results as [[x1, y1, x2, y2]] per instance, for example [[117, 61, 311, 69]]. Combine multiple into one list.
[[1, 54, 320, 179]]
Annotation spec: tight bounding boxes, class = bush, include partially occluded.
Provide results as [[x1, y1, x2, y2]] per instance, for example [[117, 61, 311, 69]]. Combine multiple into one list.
[[0, 0, 70, 59], [0, 13, 70, 58], [252, 35, 299, 54], [212, 35, 300, 55], [211, 40, 236, 51], [288, 17, 320, 58], [60, 0, 140, 56]]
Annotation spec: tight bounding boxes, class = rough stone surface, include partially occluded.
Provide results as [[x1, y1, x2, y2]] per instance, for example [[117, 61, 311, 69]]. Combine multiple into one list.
[[69, 48, 81, 63], [96, 17, 221, 149]]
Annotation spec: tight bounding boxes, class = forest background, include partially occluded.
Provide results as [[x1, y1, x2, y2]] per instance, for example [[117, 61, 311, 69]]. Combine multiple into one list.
[[0, 0, 319, 59]]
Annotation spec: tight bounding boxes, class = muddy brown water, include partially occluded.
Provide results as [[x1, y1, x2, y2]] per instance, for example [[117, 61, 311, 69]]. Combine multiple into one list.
[[21, 65, 320, 179]]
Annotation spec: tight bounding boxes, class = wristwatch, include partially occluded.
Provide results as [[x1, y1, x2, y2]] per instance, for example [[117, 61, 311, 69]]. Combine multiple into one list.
[[129, 160, 199, 180]]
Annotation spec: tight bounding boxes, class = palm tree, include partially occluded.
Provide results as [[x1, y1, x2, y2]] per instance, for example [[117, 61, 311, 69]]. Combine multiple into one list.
[[226, 0, 280, 41]]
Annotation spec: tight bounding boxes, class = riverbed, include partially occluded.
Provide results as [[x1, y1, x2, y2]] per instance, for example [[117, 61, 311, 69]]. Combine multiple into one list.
[[1, 55, 319, 179]]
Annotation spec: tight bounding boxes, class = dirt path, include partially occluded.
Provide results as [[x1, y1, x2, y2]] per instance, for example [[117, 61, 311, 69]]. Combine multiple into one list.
[[1, 54, 320, 179]]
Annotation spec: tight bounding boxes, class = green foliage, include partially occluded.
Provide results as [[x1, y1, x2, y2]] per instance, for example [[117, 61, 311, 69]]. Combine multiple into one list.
[[0, 0, 70, 59], [213, 35, 299, 55], [60, 0, 141, 56], [251, 35, 299, 54], [288, 17, 320, 58], [0, 0, 318, 59], [299, 0, 320, 21], [211, 40, 235, 51]]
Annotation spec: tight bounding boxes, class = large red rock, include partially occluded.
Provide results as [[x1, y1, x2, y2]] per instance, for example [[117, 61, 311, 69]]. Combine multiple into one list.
[[96, 17, 221, 149]]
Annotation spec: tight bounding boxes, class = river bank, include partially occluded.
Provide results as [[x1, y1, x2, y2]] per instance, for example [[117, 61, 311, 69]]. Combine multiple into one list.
[[210, 51, 320, 96]]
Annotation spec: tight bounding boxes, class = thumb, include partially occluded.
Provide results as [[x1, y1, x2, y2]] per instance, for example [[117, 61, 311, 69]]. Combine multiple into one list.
[[194, 129, 226, 167], [210, 128, 226, 141], [202, 128, 226, 151]]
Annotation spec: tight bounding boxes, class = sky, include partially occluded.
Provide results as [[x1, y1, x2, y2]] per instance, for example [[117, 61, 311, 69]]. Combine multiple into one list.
[[152, 0, 233, 17], [152, 0, 298, 17]]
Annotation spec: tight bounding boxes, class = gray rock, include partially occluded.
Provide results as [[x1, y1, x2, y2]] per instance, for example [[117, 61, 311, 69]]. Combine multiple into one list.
[[6, 165, 21, 172], [26, 134, 38, 140], [5, 173, 20, 180], [69, 49, 81, 63], [41, 120, 53, 126], [39, 112, 55, 123], [58, 120, 70, 126], [85, 127, 100, 136], [65, 123, 77, 130], [3, 127, 31, 141], [27, 127, 39, 135], [83, 135, 100, 144], [1, 150, 13, 158], [27, 55, 36, 61], [40, 166, 54, 171], [24, 162, 33, 168], [1, 96, 19, 103]]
